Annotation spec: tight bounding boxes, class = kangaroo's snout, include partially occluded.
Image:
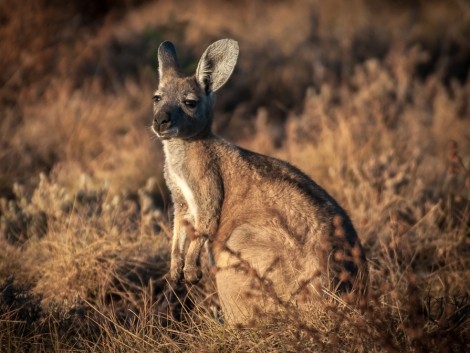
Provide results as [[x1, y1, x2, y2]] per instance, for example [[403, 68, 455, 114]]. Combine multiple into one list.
[[153, 109, 175, 137], [154, 112, 171, 129]]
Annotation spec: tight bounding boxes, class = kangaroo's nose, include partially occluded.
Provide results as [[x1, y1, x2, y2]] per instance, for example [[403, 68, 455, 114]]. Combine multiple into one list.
[[154, 112, 171, 125], [153, 112, 172, 133]]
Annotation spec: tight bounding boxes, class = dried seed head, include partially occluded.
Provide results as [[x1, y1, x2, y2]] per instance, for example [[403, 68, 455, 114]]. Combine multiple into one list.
[[407, 273, 418, 285], [329, 336, 339, 346], [351, 245, 362, 259], [389, 237, 400, 248], [447, 165, 459, 174], [343, 292, 355, 304], [445, 303, 454, 316], [449, 151, 463, 165], [339, 271, 350, 282], [243, 290, 254, 300], [248, 267, 258, 279], [380, 283, 390, 292], [334, 227, 345, 238], [448, 150, 459, 162], [407, 327, 423, 339], [333, 214, 343, 227], [448, 139, 458, 151], [334, 251, 345, 261]]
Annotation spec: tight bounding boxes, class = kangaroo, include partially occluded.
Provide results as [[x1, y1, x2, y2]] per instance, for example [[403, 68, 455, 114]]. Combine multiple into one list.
[[152, 39, 368, 324]]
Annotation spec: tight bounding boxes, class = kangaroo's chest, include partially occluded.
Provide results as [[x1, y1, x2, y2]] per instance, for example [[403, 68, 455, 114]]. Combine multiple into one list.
[[166, 160, 199, 222]]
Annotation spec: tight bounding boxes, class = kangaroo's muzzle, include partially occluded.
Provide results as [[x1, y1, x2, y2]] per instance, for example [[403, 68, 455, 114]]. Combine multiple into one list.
[[154, 111, 172, 132], [153, 111, 179, 139]]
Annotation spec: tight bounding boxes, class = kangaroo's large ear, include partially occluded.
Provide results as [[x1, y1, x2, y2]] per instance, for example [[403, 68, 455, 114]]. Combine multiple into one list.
[[196, 39, 239, 94], [158, 41, 179, 80]]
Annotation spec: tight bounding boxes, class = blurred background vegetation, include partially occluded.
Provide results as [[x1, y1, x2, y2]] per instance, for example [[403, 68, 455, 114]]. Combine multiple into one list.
[[0, 0, 469, 352]]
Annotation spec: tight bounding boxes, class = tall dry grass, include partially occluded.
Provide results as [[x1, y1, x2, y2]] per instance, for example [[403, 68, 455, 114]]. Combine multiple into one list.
[[1, 0, 470, 352]]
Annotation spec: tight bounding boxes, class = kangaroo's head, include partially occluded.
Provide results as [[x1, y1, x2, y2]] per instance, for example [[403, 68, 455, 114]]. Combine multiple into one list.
[[152, 39, 239, 140]]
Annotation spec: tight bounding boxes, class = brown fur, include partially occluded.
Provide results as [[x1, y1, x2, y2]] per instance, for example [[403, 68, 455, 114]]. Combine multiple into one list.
[[152, 39, 368, 324]]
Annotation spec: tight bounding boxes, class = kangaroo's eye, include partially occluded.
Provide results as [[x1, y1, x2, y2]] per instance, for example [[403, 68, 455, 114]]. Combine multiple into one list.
[[184, 99, 197, 108], [153, 95, 162, 103]]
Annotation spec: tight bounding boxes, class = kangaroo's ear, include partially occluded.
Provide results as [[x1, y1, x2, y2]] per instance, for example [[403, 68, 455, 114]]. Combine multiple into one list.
[[158, 41, 179, 80], [196, 39, 239, 94]]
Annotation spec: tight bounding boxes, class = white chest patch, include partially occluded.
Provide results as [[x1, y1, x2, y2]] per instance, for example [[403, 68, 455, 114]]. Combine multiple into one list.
[[169, 165, 198, 221]]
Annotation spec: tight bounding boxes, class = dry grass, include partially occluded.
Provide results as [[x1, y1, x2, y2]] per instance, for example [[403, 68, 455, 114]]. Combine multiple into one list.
[[1, 0, 470, 352]]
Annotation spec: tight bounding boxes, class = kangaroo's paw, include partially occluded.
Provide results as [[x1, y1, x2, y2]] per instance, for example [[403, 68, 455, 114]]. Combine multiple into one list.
[[168, 263, 184, 285], [184, 265, 203, 285]]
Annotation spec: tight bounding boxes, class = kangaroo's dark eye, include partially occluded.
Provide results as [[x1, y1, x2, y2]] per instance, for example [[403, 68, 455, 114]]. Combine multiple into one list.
[[184, 99, 197, 108], [153, 95, 162, 103]]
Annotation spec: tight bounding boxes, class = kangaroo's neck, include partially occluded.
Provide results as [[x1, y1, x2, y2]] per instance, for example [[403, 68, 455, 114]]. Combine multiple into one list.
[[162, 133, 219, 169]]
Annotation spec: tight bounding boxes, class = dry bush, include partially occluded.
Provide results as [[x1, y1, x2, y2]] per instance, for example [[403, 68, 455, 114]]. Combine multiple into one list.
[[1, 0, 470, 352]]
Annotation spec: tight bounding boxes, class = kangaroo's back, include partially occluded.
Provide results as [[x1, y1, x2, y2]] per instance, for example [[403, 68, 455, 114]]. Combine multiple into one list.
[[152, 39, 368, 324]]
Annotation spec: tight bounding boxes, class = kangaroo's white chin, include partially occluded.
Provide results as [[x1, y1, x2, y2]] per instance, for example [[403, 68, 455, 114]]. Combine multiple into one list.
[[154, 126, 179, 140]]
